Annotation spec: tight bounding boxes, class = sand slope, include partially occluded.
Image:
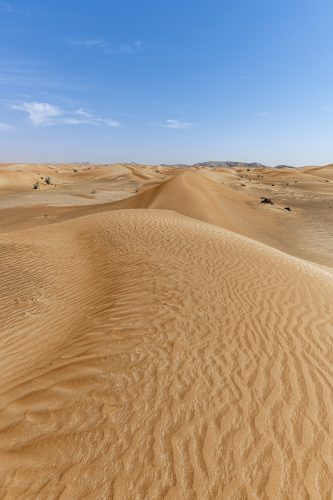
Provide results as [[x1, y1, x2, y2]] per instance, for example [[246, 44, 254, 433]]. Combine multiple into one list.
[[301, 164, 333, 180], [1, 207, 333, 499], [1, 163, 333, 267], [112, 170, 260, 230]]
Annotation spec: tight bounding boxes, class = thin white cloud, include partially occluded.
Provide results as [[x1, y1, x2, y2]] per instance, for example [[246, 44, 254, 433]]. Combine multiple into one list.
[[10, 101, 121, 127], [59, 117, 121, 127], [71, 39, 107, 49], [162, 119, 194, 129], [118, 41, 144, 54], [10, 102, 61, 126], [74, 108, 93, 117], [254, 111, 271, 117], [103, 119, 121, 127], [59, 117, 96, 126], [0, 122, 14, 130], [69, 38, 144, 54], [0, 2, 30, 14]]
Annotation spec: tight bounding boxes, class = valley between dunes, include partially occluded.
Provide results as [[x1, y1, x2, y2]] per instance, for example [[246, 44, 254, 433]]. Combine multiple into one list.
[[0, 163, 333, 499]]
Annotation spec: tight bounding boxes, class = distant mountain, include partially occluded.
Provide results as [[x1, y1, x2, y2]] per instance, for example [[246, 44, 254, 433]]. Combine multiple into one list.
[[160, 161, 269, 168], [158, 161, 302, 169], [193, 161, 268, 168]]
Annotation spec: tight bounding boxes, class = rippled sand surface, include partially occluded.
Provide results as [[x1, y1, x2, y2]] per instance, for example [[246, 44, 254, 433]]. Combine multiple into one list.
[[1, 163, 333, 498]]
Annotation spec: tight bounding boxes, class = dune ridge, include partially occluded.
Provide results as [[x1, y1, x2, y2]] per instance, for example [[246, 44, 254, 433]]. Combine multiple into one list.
[[2, 163, 333, 269], [1, 205, 333, 498], [111, 170, 258, 229], [1, 164, 333, 498]]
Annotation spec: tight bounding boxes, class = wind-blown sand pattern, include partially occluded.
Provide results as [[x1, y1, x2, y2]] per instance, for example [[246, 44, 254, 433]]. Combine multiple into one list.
[[0, 163, 333, 498]]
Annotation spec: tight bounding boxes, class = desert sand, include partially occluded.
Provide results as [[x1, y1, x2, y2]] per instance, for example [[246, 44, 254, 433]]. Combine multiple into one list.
[[0, 162, 332, 499]]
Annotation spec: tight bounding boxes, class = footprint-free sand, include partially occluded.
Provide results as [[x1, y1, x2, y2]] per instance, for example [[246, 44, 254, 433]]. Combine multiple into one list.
[[0, 163, 332, 498]]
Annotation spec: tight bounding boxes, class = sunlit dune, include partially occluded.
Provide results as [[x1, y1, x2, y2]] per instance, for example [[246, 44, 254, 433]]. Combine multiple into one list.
[[0, 163, 333, 498]]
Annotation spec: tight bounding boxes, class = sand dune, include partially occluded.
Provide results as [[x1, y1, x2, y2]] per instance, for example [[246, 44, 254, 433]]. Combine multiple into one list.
[[112, 170, 257, 227], [301, 164, 333, 181], [1, 164, 333, 498]]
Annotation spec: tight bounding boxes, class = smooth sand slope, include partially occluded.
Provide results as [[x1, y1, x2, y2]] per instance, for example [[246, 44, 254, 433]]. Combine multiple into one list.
[[0, 164, 333, 499], [1, 163, 333, 268], [111, 170, 261, 230]]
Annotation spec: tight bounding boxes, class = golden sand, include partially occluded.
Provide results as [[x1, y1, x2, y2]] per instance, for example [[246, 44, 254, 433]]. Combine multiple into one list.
[[0, 163, 332, 498]]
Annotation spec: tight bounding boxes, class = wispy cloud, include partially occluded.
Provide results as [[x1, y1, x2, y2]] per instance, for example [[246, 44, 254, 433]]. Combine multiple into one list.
[[72, 39, 107, 49], [159, 119, 194, 129], [10, 102, 60, 126], [74, 108, 92, 117], [0, 2, 30, 14], [254, 111, 271, 117], [117, 41, 144, 54], [0, 121, 14, 130], [102, 119, 119, 127], [9, 101, 121, 127], [69, 38, 144, 54]]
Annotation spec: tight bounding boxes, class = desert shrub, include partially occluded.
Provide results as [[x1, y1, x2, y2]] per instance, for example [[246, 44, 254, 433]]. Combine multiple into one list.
[[33, 181, 39, 189], [260, 197, 274, 205], [45, 176, 52, 185]]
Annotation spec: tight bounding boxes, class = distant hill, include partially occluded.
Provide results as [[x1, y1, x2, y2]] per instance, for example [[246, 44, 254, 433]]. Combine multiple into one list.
[[159, 161, 302, 169], [194, 161, 268, 168], [160, 161, 268, 168]]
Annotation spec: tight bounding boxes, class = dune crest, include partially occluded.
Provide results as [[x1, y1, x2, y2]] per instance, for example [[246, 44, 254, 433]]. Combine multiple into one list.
[[121, 170, 254, 221], [109, 170, 282, 245]]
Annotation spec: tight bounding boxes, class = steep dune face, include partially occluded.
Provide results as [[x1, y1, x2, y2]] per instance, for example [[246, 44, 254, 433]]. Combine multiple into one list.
[[111, 170, 278, 240], [1, 164, 333, 267], [120, 170, 254, 225], [1, 209, 333, 499]]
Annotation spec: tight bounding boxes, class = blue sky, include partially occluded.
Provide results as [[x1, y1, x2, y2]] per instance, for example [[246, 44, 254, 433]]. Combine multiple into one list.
[[0, 0, 333, 165]]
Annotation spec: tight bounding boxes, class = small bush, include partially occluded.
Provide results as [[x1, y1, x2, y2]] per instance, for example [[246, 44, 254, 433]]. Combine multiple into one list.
[[45, 176, 52, 185], [33, 181, 39, 190], [260, 197, 274, 205]]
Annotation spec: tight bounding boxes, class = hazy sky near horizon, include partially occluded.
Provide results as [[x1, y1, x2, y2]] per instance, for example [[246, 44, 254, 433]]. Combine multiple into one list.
[[0, 0, 333, 165]]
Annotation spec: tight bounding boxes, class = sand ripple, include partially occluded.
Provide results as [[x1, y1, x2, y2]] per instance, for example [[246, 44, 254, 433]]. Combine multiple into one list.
[[0, 209, 332, 498]]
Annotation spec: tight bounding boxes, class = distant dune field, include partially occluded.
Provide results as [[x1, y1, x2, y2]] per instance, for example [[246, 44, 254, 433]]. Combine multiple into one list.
[[0, 163, 333, 498]]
